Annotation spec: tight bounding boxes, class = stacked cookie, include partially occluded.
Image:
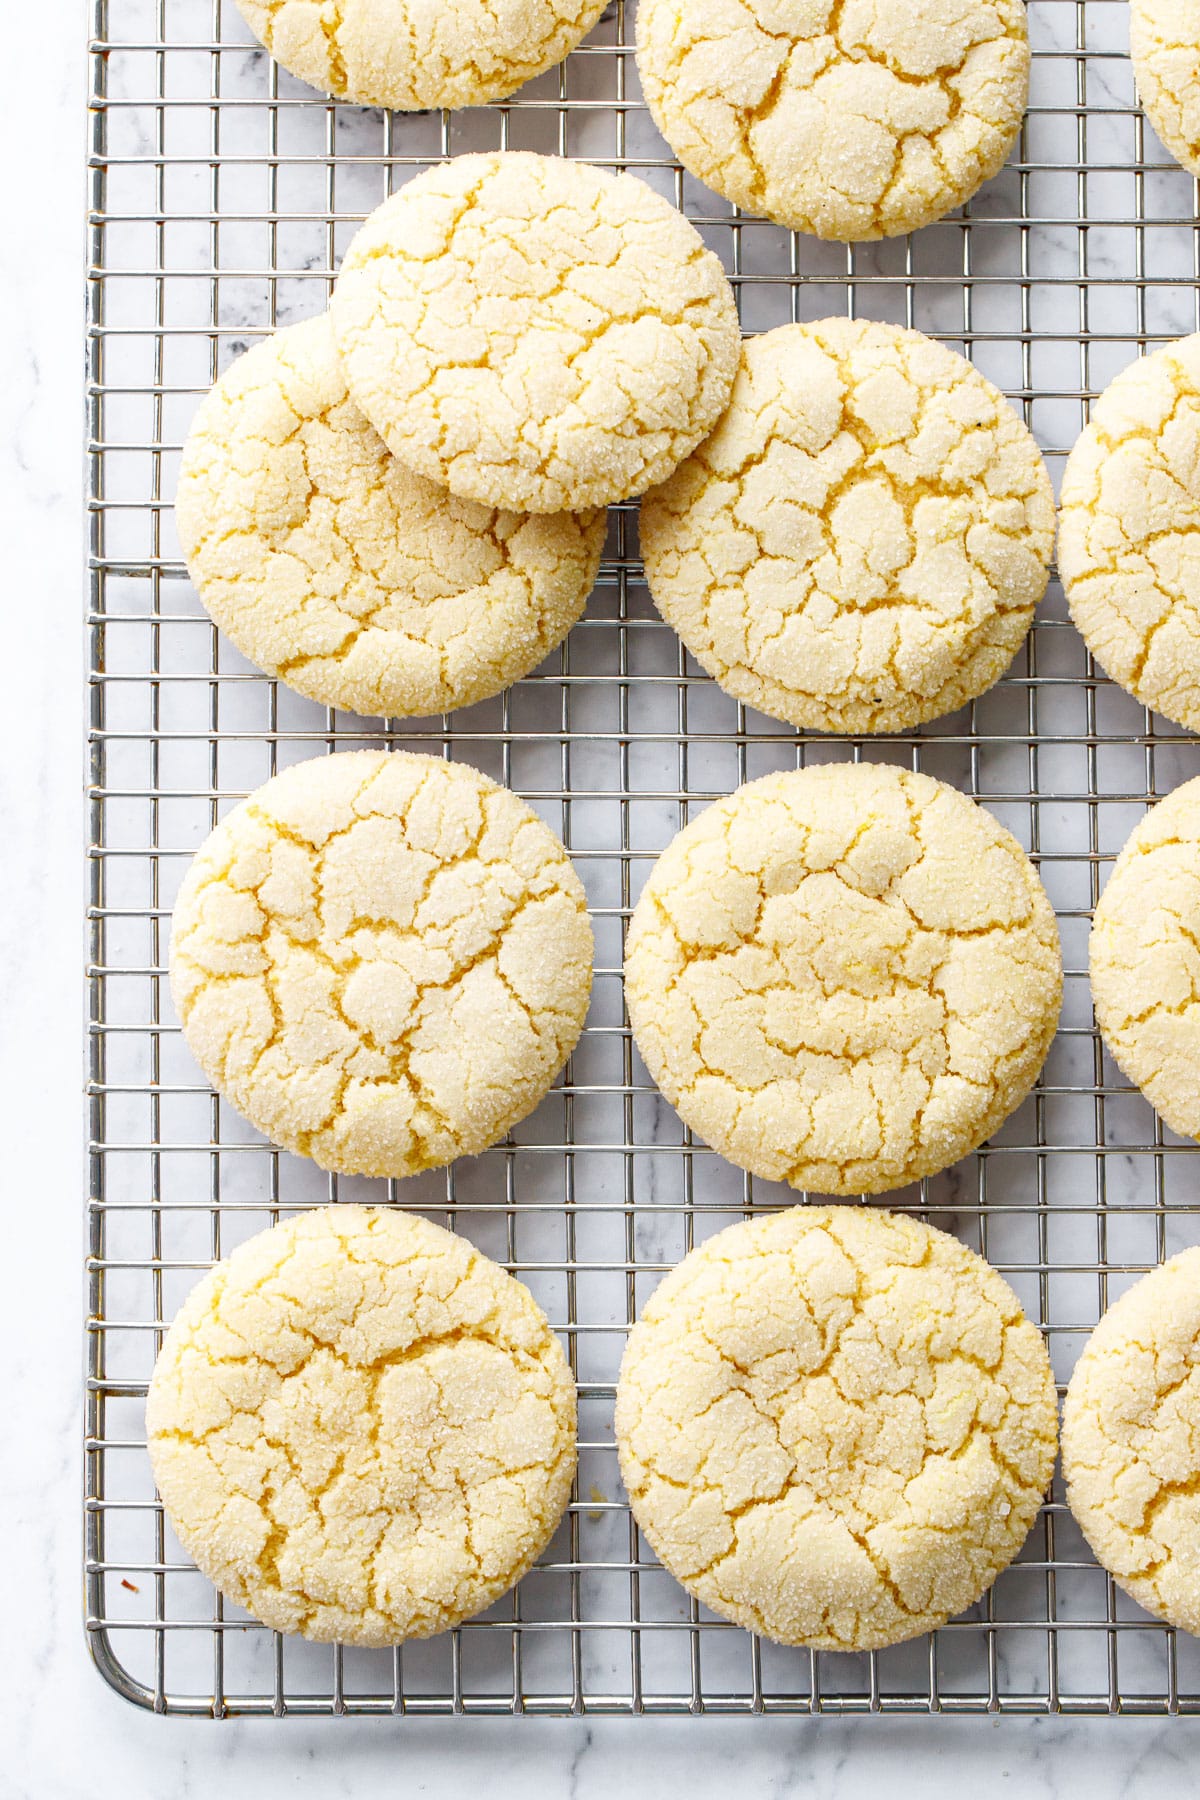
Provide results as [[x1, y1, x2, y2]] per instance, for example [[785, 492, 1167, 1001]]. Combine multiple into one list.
[[179, 152, 740, 721]]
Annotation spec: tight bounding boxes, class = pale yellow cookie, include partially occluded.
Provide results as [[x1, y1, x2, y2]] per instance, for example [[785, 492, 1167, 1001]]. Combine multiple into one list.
[[1090, 776, 1200, 1141], [640, 319, 1054, 735], [1063, 1248, 1200, 1635], [175, 314, 603, 720], [147, 1205, 577, 1645], [233, 0, 609, 111], [635, 0, 1030, 241], [1059, 332, 1200, 733], [329, 153, 741, 513], [169, 750, 593, 1178], [616, 1205, 1057, 1651], [624, 763, 1061, 1195], [1131, 0, 1200, 176]]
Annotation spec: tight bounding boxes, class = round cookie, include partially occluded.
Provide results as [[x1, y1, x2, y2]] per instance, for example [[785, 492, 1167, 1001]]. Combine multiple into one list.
[[624, 763, 1062, 1196], [147, 1205, 577, 1645], [1090, 776, 1200, 1141], [175, 314, 604, 720], [1059, 332, 1200, 734], [1131, 0, 1200, 177], [169, 749, 593, 1178], [640, 319, 1055, 735], [329, 152, 741, 513], [1063, 1248, 1200, 1635], [635, 0, 1030, 242], [616, 1205, 1058, 1651], [232, 0, 609, 112]]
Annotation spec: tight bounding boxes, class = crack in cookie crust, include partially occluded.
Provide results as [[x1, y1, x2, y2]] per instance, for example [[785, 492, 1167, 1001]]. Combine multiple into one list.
[[623, 763, 1062, 1196], [146, 1206, 578, 1646], [233, 0, 609, 111], [1089, 774, 1200, 1143], [1063, 1247, 1200, 1636], [615, 1206, 1057, 1651], [329, 153, 742, 514], [169, 749, 594, 1178], [640, 318, 1054, 735], [635, 0, 1029, 241], [175, 313, 604, 720], [1059, 331, 1200, 734], [1130, 0, 1200, 178]]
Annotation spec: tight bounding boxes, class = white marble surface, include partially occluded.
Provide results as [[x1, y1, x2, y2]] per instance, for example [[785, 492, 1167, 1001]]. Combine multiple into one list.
[[2, 1, 1199, 1792]]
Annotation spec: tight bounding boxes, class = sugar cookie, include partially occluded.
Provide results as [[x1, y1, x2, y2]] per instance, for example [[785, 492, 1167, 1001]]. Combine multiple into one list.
[[1059, 332, 1200, 733], [624, 763, 1061, 1195], [1063, 1248, 1200, 1635], [175, 314, 604, 720], [329, 153, 741, 513], [147, 1205, 577, 1645], [1131, 0, 1200, 176], [616, 1205, 1057, 1651], [635, 0, 1030, 241], [640, 319, 1054, 734], [232, 0, 609, 111], [169, 750, 593, 1178], [1090, 776, 1200, 1141]]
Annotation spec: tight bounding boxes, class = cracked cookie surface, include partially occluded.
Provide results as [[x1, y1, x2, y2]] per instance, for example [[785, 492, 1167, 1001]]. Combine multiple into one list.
[[329, 152, 741, 513], [176, 314, 603, 720], [146, 1205, 577, 1646], [1090, 775, 1200, 1142], [1131, 0, 1200, 177], [1063, 1248, 1200, 1636], [640, 319, 1054, 735], [634, 0, 1029, 241], [1059, 332, 1200, 734], [169, 749, 593, 1178], [232, 0, 609, 110], [615, 1205, 1057, 1650], [624, 763, 1061, 1196]]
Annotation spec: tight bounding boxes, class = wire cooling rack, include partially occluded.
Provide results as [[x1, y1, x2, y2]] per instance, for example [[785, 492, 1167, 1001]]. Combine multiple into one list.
[[86, 0, 1200, 1718]]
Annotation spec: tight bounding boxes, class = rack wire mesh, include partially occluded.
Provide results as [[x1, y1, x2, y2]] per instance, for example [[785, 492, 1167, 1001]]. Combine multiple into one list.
[[85, 0, 1200, 1717]]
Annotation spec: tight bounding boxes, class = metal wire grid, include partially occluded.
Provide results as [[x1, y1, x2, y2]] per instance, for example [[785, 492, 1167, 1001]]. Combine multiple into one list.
[[85, 0, 1200, 1717]]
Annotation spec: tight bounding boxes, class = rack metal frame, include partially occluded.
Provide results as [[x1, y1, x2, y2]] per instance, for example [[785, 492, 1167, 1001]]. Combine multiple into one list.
[[86, 0, 1200, 1716]]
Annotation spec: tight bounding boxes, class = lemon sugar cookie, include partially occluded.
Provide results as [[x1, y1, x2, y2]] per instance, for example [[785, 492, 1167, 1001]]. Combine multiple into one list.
[[175, 314, 604, 720], [1063, 1248, 1200, 1635], [1090, 776, 1200, 1142], [169, 750, 593, 1178], [329, 153, 741, 514], [1131, 0, 1200, 177], [623, 763, 1062, 1196], [616, 1206, 1058, 1651], [232, 0, 609, 112], [635, 0, 1030, 241], [1059, 332, 1200, 733], [640, 319, 1055, 735], [147, 1206, 577, 1645]]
